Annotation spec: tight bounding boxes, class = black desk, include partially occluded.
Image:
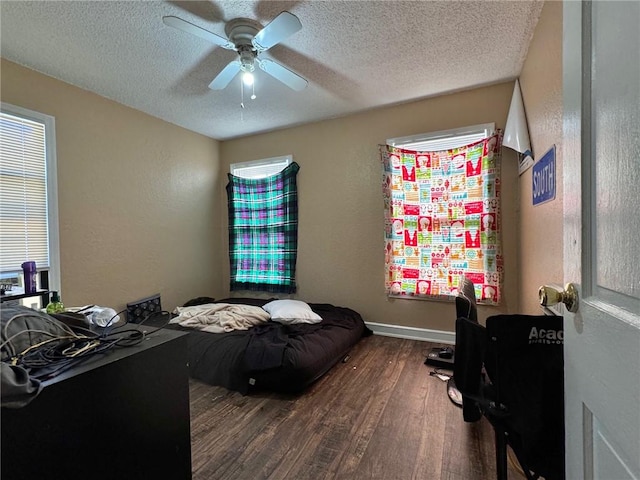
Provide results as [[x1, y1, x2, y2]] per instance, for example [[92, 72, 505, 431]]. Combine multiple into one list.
[[1, 326, 192, 480], [1, 270, 51, 307], [0, 289, 51, 307]]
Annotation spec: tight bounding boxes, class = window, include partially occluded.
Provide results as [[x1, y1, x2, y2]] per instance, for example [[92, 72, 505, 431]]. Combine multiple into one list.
[[227, 157, 298, 293], [381, 123, 502, 304], [0, 103, 60, 300], [388, 123, 496, 152], [231, 155, 291, 179]]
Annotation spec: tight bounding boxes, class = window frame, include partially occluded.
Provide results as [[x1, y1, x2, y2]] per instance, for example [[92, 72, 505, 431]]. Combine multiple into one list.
[[383, 123, 500, 303], [0, 102, 60, 295], [387, 123, 495, 151], [227, 156, 299, 294], [230, 155, 292, 179]]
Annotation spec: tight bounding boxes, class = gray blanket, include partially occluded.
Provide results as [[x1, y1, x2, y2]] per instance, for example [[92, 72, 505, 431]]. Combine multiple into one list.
[[1, 304, 69, 408]]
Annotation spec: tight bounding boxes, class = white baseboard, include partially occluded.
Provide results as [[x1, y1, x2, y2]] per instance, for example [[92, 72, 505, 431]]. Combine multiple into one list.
[[365, 322, 455, 345]]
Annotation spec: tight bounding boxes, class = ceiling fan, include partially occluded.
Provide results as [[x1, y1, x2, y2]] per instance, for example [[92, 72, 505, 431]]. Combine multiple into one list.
[[163, 11, 308, 92]]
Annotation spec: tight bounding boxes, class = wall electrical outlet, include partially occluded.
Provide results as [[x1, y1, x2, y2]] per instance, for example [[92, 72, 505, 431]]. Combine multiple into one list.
[[127, 293, 162, 323]]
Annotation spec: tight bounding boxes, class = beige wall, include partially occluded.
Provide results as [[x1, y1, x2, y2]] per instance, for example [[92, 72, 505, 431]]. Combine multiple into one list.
[[1, 59, 223, 313], [221, 83, 520, 331], [518, 1, 563, 314], [2, 0, 561, 331]]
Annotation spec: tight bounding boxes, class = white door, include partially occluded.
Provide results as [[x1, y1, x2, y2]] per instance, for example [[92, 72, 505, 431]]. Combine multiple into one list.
[[563, 1, 640, 479]]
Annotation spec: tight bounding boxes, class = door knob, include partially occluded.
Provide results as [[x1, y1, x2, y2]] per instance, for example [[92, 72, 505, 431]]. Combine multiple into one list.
[[538, 283, 579, 313]]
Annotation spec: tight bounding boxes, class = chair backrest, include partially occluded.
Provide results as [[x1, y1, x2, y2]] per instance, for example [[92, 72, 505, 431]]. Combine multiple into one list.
[[453, 275, 481, 421], [485, 314, 565, 480], [455, 275, 478, 323], [453, 316, 487, 422]]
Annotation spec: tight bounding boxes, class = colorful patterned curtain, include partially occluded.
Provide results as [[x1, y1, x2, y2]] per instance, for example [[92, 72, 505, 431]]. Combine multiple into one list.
[[380, 134, 503, 304], [227, 162, 299, 293]]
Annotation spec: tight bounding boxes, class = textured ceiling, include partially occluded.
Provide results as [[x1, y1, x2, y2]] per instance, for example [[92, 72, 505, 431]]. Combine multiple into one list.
[[0, 1, 543, 140]]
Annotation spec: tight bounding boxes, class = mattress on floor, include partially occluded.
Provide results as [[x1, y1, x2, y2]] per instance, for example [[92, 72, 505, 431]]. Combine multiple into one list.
[[168, 297, 371, 394]]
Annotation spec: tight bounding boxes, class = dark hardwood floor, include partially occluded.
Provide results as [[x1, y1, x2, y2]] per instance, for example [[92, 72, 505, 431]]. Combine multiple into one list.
[[188, 334, 526, 480]]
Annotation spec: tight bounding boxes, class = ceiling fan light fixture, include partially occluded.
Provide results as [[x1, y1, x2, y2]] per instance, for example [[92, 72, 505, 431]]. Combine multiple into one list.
[[239, 49, 255, 71], [242, 71, 255, 86], [165, 11, 307, 92]]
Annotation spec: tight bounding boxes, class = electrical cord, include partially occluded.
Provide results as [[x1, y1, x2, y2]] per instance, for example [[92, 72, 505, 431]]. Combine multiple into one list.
[[2, 309, 149, 381], [2, 306, 176, 381], [15, 328, 147, 380], [1, 312, 80, 360], [429, 368, 452, 381], [98, 308, 129, 335], [136, 310, 173, 333], [16, 337, 104, 380]]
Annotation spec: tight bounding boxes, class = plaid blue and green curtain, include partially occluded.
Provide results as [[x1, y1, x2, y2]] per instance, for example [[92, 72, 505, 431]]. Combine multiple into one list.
[[226, 162, 299, 293]]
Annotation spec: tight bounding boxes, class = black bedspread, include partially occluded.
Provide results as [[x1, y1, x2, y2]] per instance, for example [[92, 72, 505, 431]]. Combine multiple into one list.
[[168, 298, 371, 394]]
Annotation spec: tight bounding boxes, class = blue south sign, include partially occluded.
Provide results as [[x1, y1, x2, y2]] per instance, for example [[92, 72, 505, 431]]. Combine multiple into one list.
[[532, 145, 556, 206]]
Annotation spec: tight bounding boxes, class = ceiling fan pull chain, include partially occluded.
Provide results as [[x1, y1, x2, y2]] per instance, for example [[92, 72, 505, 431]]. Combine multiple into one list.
[[240, 80, 245, 122]]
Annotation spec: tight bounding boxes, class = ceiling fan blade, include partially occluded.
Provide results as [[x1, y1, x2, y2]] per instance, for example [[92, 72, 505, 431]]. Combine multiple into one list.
[[257, 58, 307, 91], [163, 16, 236, 50], [252, 11, 302, 52], [209, 61, 241, 90]]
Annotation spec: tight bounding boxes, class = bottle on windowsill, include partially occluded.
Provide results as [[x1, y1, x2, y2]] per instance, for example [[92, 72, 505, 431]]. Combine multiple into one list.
[[46, 291, 65, 314]]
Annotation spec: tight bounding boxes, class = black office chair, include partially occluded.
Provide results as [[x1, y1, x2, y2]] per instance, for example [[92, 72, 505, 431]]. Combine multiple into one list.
[[486, 314, 565, 479], [454, 312, 565, 480], [447, 275, 479, 408], [455, 275, 478, 323]]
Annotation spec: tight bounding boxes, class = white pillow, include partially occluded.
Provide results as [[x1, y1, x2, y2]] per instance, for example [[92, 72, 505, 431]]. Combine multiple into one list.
[[262, 300, 323, 325]]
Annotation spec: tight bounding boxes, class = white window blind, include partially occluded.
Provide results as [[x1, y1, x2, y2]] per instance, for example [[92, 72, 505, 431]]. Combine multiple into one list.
[[388, 123, 495, 151], [231, 155, 291, 179], [0, 109, 51, 273]]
